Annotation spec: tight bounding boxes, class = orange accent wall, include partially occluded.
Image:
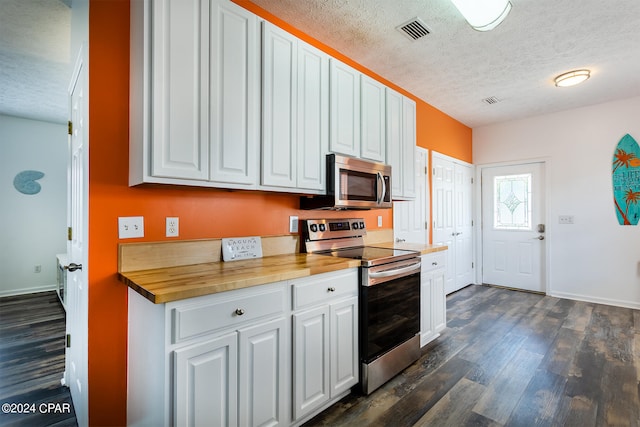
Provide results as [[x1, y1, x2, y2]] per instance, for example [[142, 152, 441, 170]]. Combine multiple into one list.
[[87, 1, 470, 424]]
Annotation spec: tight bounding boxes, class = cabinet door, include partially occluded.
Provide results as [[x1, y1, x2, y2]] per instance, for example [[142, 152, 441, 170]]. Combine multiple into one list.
[[329, 59, 360, 157], [292, 306, 330, 420], [297, 41, 329, 191], [329, 297, 358, 397], [209, 0, 259, 185], [360, 75, 386, 162], [261, 22, 297, 188], [238, 317, 287, 427], [151, 0, 209, 180], [174, 332, 238, 427], [386, 88, 403, 197], [420, 271, 434, 347], [432, 268, 447, 333], [401, 97, 417, 198]]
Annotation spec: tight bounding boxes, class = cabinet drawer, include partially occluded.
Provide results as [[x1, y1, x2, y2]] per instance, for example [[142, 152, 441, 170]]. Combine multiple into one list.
[[171, 284, 286, 344], [422, 251, 446, 273], [292, 269, 358, 311]]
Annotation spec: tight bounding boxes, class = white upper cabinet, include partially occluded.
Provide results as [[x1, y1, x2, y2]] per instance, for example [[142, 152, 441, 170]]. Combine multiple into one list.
[[261, 22, 329, 193], [262, 22, 298, 188], [386, 88, 417, 199], [360, 75, 386, 162], [150, 0, 209, 181], [401, 96, 417, 198], [209, 0, 260, 186], [329, 59, 361, 158], [296, 42, 329, 191], [130, 0, 260, 189]]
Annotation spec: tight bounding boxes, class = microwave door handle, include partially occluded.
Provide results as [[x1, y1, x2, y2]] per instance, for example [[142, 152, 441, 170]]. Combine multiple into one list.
[[376, 172, 386, 205]]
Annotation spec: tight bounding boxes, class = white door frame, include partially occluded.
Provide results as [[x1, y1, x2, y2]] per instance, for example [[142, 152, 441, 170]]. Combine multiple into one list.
[[474, 157, 552, 294]]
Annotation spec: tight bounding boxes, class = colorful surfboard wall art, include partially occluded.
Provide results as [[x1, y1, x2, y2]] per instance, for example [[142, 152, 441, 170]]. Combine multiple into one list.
[[612, 133, 640, 225]]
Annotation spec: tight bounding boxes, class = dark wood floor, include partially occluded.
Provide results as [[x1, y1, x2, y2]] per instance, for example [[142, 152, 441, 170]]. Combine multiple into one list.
[[305, 284, 640, 427], [0, 291, 77, 427]]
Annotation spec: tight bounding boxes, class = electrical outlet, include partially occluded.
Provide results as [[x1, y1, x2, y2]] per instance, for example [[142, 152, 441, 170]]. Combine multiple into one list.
[[289, 216, 299, 233], [118, 216, 144, 239], [166, 217, 179, 237], [378, 216, 383, 227], [558, 215, 574, 224], [34, 265, 41, 273]]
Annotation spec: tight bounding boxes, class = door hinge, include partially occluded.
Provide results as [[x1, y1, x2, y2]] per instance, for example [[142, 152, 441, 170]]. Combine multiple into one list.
[[68, 121, 73, 135], [471, 220, 474, 227], [425, 221, 429, 230], [472, 262, 474, 269], [432, 167, 436, 176], [67, 227, 73, 241], [66, 334, 71, 348], [425, 166, 429, 175], [471, 177, 474, 184]]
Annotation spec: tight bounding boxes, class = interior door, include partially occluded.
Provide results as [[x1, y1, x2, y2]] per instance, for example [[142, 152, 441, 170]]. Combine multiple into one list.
[[393, 147, 428, 244], [481, 162, 545, 292], [66, 48, 88, 426], [433, 153, 474, 295]]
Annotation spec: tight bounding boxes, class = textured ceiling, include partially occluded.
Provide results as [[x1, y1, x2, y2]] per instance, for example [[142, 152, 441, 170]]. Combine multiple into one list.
[[1, 0, 639, 128], [0, 0, 71, 125], [251, 0, 640, 127]]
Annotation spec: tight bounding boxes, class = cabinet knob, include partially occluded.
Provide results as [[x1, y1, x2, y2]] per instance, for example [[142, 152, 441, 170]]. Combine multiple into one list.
[[327, 287, 336, 292], [235, 308, 245, 316]]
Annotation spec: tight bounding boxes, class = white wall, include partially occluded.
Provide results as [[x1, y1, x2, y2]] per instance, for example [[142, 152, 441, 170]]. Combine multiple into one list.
[[473, 96, 640, 308], [0, 115, 68, 296]]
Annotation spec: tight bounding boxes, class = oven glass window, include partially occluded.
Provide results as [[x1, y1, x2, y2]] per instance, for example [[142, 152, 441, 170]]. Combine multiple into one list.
[[360, 272, 420, 363], [339, 169, 377, 201]]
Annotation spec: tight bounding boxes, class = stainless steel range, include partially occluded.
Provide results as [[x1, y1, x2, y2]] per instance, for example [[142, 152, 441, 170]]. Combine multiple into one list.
[[302, 218, 422, 395]]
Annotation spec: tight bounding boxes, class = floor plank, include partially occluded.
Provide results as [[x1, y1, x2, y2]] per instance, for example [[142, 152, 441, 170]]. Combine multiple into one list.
[[0, 292, 77, 427]]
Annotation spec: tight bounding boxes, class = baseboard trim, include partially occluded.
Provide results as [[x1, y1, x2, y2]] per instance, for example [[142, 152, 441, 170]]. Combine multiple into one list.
[[0, 284, 57, 298], [548, 290, 640, 310]]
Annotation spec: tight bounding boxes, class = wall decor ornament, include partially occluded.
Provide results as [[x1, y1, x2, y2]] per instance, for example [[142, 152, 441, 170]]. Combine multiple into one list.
[[13, 170, 45, 195], [612, 134, 640, 225]]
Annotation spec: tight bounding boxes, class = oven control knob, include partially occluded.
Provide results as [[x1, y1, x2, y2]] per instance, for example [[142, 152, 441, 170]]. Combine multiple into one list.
[[352, 222, 359, 229], [310, 224, 318, 232], [319, 224, 326, 232], [359, 221, 365, 229]]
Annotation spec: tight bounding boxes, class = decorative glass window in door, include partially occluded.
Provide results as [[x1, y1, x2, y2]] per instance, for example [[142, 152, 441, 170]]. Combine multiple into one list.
[[494, 173, 532, 230]]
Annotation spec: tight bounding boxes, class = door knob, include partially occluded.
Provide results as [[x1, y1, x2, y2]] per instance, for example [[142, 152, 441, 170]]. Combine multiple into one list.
[[65, 263, 83, 272], [532, 235, 545, 240]]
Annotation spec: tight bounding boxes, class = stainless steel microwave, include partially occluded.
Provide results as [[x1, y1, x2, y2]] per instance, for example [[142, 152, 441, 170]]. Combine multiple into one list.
[[301, 154, 392, 210]]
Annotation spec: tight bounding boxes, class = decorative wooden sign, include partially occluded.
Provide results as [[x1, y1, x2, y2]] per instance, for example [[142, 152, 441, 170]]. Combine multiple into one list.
[[222, 236, 263, 261], [612, 133, 640, 225]]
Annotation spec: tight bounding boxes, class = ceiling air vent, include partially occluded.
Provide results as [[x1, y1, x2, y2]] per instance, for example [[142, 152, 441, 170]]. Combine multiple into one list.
[[482, 96, 500, 105], [396, 17, 431, 41]]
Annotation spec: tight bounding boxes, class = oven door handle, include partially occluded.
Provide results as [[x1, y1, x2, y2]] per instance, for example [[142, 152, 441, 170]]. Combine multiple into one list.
[[367, 261, 421, 279]]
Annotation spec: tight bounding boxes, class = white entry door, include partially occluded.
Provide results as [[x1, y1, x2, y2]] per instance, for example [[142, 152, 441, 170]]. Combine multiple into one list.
[[66, 48, 89, 427], [481, 162, 546, 293], [393, 147, 428, 244]]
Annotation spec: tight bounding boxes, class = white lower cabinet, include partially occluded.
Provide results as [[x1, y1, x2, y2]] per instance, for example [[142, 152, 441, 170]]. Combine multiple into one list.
[[127, 269, 358, 427], [291, 269, 359, 423], [420, 251, 447, 347]]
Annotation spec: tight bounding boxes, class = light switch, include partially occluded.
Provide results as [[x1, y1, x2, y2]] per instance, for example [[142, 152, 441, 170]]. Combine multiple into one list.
[[118, 216, 144, 238], [289, 216, 299, 233]]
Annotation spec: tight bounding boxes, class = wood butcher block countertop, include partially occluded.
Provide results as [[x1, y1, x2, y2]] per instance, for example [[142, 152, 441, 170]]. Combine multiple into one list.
[[119, 253, 361, 304], [117, 235, 447, 304]]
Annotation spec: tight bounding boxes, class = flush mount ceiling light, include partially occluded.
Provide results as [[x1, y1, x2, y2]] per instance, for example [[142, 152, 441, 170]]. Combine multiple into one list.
[[450, 0, 512, 31], [554, 69, 591, 87]]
